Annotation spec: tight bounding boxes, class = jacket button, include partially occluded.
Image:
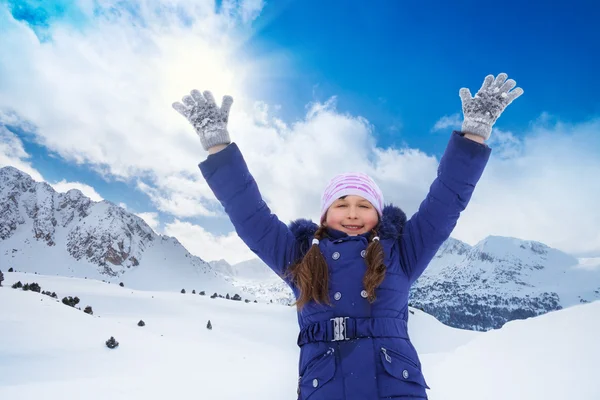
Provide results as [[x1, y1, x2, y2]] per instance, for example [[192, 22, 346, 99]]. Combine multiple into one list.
[[332, 252, 340, 260], [312, 378, 318, 387], [402, 369, 409, 379], [334, 292, 342, 301], [360, 250, 366, 258], [360, 290, 368, 298]]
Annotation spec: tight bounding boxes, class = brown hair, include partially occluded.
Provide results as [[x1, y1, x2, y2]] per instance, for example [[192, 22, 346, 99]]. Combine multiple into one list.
[[284, 225, 386, 309]]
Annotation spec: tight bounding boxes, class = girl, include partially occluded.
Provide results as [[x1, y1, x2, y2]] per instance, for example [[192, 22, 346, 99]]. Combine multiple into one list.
[[173, 73, 523, 399]]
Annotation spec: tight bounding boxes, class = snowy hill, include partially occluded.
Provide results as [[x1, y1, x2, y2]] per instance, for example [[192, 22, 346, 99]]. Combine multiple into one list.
[[0, 166, 242, 297], [0, 272, 598, 400]]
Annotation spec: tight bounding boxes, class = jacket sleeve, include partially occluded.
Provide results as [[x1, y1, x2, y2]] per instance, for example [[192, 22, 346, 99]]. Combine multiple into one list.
[[399, 131, 491, 284], [198, 143, 298, 284]]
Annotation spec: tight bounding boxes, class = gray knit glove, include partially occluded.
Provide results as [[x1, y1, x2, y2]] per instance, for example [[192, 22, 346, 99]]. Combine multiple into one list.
[[460, 73, 523, 140], [172, 90, 233, 151]]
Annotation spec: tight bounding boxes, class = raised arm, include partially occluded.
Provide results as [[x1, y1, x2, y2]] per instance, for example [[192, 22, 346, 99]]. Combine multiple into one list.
[[173, 90, 298, 284], [399, 131, 490, 284], [399, 73, 523, 284]]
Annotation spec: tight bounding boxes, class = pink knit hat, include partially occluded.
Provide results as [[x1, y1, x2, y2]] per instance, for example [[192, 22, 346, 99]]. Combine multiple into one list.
[[320, 172, 384, 221]]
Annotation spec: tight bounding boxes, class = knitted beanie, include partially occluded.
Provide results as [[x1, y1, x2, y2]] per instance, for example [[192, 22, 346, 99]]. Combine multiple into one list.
[[320, 172, 384, 221]]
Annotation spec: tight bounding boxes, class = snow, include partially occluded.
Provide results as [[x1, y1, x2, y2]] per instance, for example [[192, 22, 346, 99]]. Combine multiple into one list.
[[1, 272, 599, 400]]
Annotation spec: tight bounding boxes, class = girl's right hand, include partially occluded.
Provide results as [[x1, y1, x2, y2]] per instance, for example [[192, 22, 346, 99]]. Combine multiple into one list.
[[172, 89, 234, 151]]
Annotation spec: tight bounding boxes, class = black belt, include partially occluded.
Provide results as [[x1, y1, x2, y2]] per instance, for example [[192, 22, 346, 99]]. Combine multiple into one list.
[[297, 317, 409, 346]]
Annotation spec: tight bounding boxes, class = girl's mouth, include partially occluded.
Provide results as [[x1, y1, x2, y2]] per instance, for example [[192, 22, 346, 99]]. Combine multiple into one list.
[[343, 225, 363, 231]]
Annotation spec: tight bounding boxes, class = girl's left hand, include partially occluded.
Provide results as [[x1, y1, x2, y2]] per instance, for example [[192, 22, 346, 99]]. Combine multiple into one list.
[[460, 73, 524, 141]]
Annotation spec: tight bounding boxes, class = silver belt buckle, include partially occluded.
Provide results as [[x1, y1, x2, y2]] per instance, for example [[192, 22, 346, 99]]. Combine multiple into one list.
[[330, 317, 349, 341]]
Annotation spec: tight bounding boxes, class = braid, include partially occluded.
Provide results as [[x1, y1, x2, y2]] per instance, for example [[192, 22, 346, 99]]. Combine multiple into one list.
[[286, 225, 331, 309], [362, 228, 386, 303]]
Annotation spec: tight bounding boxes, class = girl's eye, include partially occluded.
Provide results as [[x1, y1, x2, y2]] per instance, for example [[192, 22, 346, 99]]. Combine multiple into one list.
[[360, 205, 369, 208], [336, 204, 347, 208]]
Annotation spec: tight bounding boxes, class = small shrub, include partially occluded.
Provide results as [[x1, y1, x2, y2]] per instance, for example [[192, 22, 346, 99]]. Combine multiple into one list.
[[105, 336, 119, 349], [62, 296, 80, 307], [181, 288, 186, 294], [23, 282, 41, 293], [12, 281, 23, 289], [206, 320, 212, 330], [119, 282, 124, 287], [199, 291, 205, 296], [84, 306, 93, 315], [138, 320, 145, 327]]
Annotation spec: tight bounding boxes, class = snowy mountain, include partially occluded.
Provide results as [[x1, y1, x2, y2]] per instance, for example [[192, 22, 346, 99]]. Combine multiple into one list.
[[1, 271, 599, 400], [409, 236, 600, 330], [0, 166, 244, 297]]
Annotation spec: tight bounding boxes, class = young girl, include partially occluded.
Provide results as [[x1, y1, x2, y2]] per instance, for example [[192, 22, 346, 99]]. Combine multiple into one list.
[[173, 73, 523, 399]]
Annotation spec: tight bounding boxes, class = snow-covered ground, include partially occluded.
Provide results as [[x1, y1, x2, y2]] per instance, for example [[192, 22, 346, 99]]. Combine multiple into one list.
[[1, 271, 598, 400]]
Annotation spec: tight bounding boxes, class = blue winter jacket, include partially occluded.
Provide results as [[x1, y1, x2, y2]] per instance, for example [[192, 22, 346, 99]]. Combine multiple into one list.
[[199, 131, 491, 399]]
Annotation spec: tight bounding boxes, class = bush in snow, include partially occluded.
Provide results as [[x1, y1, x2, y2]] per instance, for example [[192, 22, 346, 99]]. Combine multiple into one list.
[[119, 282, 124, 287], [42, 291, 58, 298], [84, 306, 93, 315], [0, 270, 3, 286], [232, 294, 242, 301], [245, 299, 250, 303], [138, 320, 145, 327], [8, 268, 14, 272], [226, 293, 230, 300], [62, 296, 80, 307], [192, 289, 196, 294], [12, 281, 23, 289], [210, 293, 217, 299], [105, 336, 119, 349], [23, 282, 41, 293], [206, 320, 212, 330], [199, 291, 205, 295], [181, 288, 186, 294]]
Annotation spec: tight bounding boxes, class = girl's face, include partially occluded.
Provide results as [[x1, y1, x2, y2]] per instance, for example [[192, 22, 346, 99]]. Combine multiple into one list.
[[324, 195, 379, 236]]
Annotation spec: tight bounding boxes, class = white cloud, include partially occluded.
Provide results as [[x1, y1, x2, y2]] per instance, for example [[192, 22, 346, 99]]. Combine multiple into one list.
[[0, 125, 44, 182], [432, 113, 462, 132], [164, 219, 255, 264], [0, 118, 105, 202], [0, 0, 271, 179], [51, 180, 104, 202], [136, 212, 160, 231], [452, 118, 600, 257], [1, 1, 599, 262]]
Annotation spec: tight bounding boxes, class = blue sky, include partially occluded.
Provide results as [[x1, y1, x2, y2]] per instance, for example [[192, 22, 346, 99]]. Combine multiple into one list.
[[1, 0, 600, 262], [246, 0, 600, 152]]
